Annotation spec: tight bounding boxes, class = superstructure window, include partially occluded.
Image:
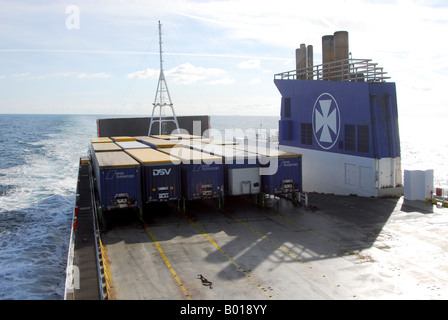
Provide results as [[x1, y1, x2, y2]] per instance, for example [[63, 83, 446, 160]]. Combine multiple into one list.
[[284, 98, 291, 118], [345, 124, 356, 151], [358, 125, 370, 153], [301, 123, 312, 145]]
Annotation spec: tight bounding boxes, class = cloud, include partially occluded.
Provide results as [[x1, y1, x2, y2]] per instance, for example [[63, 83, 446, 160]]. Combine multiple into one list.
[[238, 59, 261, 69], [12, 72, 30, 78], [3, 0, 448, 116], [175, 0, 448, 61], [207, 77, 235, 85], [174, 0, 448, 113], [77, 72, 112, 79], [5, 72, 112, 80], [127, 68, 159, 79], [127, 62, 228, 85], [168, 63, 227, 84], [32, 72, 76, 80], [175, 1, 329, 49], [249, 78, 261, 85]]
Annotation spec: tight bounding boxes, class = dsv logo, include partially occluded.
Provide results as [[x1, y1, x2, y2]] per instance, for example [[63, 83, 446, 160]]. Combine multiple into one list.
[[152, 168, 172, 176]]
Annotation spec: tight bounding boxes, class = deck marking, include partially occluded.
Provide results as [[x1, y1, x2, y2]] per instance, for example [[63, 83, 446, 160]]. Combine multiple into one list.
[[144, 224, 192, 300], [99, 237, 115, 300], [241, 196, 372, 262], [225, 211, 357, 298], [269, 209, 373, 262], [186, 216, 275, 300]]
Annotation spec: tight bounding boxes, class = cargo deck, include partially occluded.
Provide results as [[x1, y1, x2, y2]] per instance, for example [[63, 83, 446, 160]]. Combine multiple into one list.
[[67, 144, 448, 301], [99, 192, 448, 300]]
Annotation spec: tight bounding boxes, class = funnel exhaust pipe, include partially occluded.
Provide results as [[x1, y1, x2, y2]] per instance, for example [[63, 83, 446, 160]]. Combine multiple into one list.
[[296, 44, 314, 80], [333, 31, 349, 81], [322, 35, 334, 80]]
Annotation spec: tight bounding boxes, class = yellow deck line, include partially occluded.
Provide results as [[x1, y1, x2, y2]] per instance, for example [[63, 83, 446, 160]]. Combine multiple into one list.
[[144, 224, 191, 300], [99, 238, 115, 300], [186, 216, 275, 300], [225, 211, 357, 298], [269, 209, 373, 262]]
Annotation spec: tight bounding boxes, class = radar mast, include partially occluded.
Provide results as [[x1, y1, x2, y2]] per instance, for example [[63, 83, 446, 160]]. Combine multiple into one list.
[[148, 21, 180, 136]]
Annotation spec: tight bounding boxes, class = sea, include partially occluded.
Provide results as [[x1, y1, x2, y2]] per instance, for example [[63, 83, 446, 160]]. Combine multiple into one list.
[[0, 113, 447, 300]]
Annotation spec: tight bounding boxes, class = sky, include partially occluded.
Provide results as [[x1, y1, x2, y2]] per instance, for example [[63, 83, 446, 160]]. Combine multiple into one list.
[[1, 0, 448, 117]]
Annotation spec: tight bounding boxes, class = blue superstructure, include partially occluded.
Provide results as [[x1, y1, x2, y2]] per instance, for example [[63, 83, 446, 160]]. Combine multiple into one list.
[[275, 32, 403, 197], [276, 80, 400, 159]]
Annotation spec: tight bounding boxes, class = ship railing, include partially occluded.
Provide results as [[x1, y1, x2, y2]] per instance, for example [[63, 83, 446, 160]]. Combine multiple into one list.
[[89, 160, 114, 300], [274, 58, 390, 83]]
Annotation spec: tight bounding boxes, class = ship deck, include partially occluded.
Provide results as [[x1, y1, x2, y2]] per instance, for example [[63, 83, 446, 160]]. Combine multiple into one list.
[[100, 193, 448, 300]]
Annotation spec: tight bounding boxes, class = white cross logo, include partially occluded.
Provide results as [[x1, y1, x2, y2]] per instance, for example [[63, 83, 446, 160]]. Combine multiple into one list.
[[312, 93, 340, 150]]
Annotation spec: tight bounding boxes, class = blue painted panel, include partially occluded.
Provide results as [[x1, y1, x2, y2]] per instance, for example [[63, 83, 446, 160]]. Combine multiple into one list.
[[279, 119, 292, 140], [275, 79, 400, 159], [98, 167, 142, 211], [368, 83, 401, 158], [181, 163, 224, 200], [140, 163, 181, 203], [261, 156, 302, 194]]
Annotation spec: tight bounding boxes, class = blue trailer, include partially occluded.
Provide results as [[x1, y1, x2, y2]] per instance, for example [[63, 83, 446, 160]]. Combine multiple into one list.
[[91, 150, 142, 217], [243, 147, 302, 205], [125, 148, 181, 205], [158, 147, 224, 212], [200, 144, 261, 197]]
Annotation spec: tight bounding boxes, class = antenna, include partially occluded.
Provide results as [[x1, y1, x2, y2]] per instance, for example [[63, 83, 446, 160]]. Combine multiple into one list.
[[148, 21, 180, 136]]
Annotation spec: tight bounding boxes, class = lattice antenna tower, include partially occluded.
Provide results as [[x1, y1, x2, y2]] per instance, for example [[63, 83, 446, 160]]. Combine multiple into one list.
[[148, 21, 180, 136]]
